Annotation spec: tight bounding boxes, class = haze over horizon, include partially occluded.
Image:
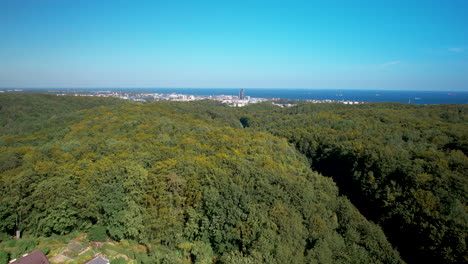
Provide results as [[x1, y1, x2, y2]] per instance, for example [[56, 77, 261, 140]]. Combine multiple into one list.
[[1, 0, 467, 90]]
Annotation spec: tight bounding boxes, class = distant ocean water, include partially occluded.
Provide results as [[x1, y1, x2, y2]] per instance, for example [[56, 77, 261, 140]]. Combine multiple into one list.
[[130, 88, 468, 105], [38, 88, 468, 105]]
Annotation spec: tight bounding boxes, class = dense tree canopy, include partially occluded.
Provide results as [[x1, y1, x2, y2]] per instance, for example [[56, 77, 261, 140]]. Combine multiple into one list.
[[1, 94, 465, 263], [239, 102, 467, 264]]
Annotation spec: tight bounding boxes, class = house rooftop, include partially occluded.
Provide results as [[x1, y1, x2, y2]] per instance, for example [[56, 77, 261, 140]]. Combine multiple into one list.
[[84, 256, 110, 264], [8, 249, 49, 264]]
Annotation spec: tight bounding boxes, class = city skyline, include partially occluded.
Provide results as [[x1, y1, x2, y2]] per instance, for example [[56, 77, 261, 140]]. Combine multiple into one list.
[[1, 0, 467, 90]]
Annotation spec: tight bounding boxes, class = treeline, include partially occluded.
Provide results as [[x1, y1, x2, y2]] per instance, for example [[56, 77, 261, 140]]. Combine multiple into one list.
[[239, 102, 467, 264], [0, 94, 402, 263]]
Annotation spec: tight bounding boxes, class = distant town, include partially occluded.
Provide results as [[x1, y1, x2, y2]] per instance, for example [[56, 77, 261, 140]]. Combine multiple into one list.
[[0, 88, 364, 107]]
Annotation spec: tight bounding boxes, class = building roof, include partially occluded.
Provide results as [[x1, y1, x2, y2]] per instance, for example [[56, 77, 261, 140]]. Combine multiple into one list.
[[8, 249, 50, 264], [84, 256, 110, 264]]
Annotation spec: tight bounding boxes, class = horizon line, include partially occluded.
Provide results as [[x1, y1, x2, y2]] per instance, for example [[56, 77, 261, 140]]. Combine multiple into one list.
[[1, 87, 467, 92]]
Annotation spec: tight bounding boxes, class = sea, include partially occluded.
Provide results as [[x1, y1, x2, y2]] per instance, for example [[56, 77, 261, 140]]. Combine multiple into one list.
[[9, 88, 468, 105], [121, 88, 467, 105]]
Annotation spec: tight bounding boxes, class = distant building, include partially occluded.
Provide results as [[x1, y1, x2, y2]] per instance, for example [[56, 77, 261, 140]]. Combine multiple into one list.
[[239, 89, 245, 100], [8, 249, 50, 264]]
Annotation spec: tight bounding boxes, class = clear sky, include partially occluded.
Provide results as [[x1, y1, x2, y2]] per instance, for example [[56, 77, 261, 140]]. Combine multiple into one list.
[[1, 0, 467, 90]]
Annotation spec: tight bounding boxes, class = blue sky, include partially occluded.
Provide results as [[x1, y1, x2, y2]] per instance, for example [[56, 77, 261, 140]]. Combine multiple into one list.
[[1, 0, 467, 90]]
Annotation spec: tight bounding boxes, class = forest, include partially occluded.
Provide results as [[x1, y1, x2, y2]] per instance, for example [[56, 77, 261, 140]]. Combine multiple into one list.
[[0, 94, 466, 264]]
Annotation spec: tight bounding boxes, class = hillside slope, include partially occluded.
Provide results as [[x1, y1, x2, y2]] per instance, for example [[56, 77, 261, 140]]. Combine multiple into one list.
[[240, 102, 467, 264], [0, 95, 403, 263]]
